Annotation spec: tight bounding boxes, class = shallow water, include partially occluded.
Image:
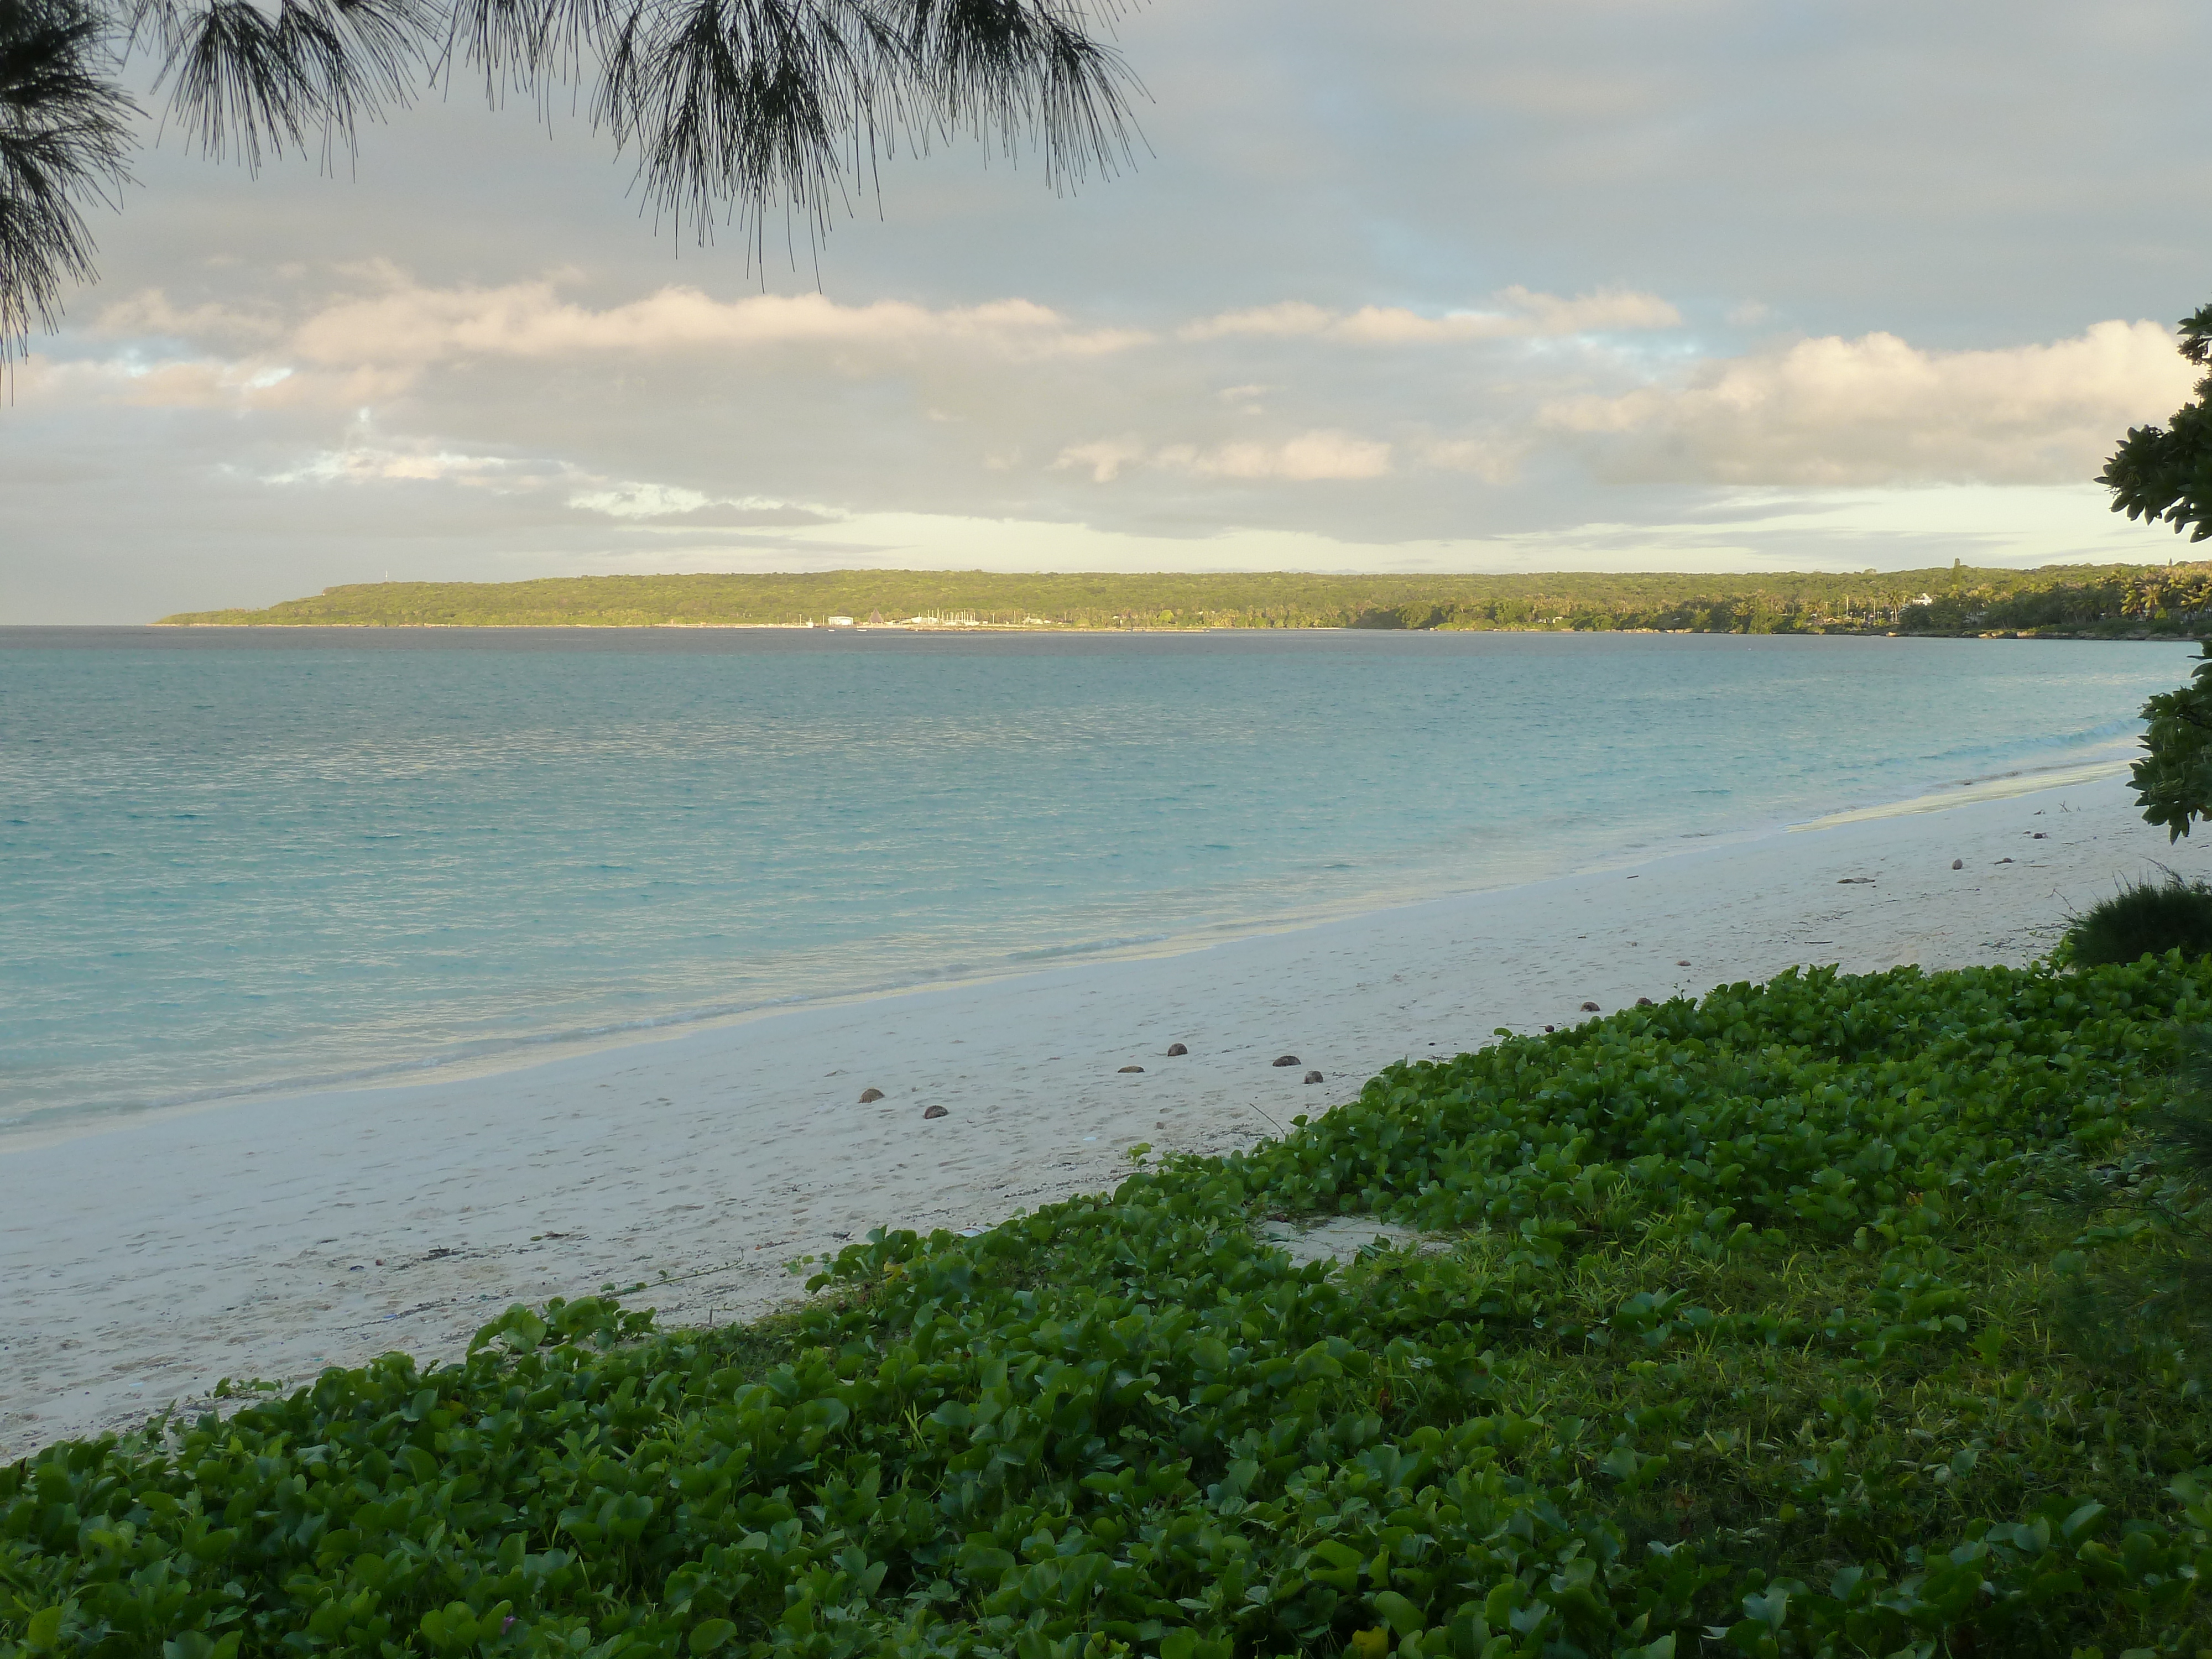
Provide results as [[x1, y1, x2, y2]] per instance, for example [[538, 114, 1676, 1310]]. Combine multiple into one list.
[[1, 627, 2189, 1131]]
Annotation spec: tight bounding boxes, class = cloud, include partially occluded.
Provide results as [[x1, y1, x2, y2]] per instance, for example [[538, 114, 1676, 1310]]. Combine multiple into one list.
[[1061, 429, 1512, 484], [1055, 438, 1150, 482], [1057, 430, 1394, 482], [1416, 435, 1530, 483], [1180, 301, 1332, 341], [1540, 319, 2199, 486], [54, 276, 1157, 414], [1181, 285, 1681, 343], [264, 446, 571, 489], [40, 274, 1162, 431], [17, 351, 405, 410], [566, 482, 833, 525], [27, 250, 2202, 607], [15, 0, 2212, 623], [85, 277, 1673, 410], [1170, 431, 1394, 480], [255, 442, 838, 530], [567, 481, 719, 517], [283, 281, 1152, 369], [93, 290, 291, 349]]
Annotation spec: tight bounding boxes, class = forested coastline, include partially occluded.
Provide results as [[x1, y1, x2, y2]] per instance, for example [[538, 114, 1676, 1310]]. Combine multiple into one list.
[[159, 561, 2212, 635]]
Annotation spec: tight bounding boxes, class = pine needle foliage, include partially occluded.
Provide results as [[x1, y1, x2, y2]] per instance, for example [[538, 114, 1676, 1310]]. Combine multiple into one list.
[[0, 0, 1137, 359], [0, 0, 133, 366], [12, 958, 2212, 1655]]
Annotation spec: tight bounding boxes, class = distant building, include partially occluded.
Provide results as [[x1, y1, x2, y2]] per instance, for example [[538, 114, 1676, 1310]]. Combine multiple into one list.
[[827, 615, 856, 628]]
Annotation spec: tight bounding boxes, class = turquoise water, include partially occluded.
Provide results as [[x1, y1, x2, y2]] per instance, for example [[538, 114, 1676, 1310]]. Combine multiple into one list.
[[1, 628, 2190, 1132]]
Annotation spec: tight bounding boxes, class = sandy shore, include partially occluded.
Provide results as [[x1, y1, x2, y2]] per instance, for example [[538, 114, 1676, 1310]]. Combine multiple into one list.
[[2, 766, 2199, 1455]]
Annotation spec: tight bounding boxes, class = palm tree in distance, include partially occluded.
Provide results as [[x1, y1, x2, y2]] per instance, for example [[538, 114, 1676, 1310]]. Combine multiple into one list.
[[0, 0, 1139, 364]]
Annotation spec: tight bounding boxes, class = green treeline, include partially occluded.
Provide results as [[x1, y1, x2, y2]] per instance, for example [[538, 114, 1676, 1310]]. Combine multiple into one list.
[[159, 560, 2212, 635]]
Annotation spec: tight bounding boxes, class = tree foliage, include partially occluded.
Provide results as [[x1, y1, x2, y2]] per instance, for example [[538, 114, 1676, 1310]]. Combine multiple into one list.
[[2103, 305, 2212, 837], [2133, 644, 2212, 841], [0, 0, 1138, 363], [158, 559, 2212, 634], [2102, 302, 2212, 546], [0, 0, 134, 363]]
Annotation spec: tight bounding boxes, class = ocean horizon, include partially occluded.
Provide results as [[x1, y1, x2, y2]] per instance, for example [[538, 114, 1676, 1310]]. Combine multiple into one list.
[[2, 626, 2193, 1136]]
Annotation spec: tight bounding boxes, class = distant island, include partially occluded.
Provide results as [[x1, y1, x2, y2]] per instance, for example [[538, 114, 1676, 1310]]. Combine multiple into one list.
[[156, 561, 2212, 637]]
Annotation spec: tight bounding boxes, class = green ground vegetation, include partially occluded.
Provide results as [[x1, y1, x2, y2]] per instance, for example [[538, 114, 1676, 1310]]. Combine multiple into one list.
[[156, 562, 2212, 637], [11, 957, 2212, 1655]]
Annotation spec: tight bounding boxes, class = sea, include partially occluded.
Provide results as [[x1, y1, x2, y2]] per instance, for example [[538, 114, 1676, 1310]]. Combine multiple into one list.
[[2, 627, 2193, 1136]]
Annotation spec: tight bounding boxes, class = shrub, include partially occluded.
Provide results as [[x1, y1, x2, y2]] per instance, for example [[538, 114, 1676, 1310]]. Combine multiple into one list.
[[8, 959, 2212, 1657], [2062, 873, 2212, 966]]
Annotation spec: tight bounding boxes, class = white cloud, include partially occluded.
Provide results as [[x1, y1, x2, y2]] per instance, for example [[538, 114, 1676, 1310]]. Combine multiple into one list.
[[254, 444, 833, 529], [568, 481, 719, 517], [282, 280, 1152, 369], [1057, 430, 1394, 482], [22, 240, 2208, 623], [79, 277, 1674, 407], [1182, 285, 1682, 343], [265, 446, 569, 488], [16, 351, 403, 410], [1541, 319, 2199, 486], [691, 484, 2195, 578], [1416, 435, 1530, 483], [1054, 438, 1150, 482], [1180, 301, 1333, 341], [46, 276, 1158, 419], [1168, 431, 1394, 480], [566, 482, 826, 521], [92, 290, 291, 348]]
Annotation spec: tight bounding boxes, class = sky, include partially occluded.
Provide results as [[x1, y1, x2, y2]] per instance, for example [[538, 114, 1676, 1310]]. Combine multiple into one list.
[[7, 0, 2212, 623]]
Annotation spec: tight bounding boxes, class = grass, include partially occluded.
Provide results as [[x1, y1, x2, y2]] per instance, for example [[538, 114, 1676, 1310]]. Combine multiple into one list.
[[7, 958, 2212, 1656]]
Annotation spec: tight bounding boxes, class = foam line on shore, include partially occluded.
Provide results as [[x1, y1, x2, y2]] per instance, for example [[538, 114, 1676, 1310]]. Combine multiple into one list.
[[1791, 754, 2136, 830], [1, 768, 2197, 1456]]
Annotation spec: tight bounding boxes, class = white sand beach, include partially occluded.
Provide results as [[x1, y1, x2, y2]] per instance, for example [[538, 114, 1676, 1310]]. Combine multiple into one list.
[[1, 765, 2199, 1457]]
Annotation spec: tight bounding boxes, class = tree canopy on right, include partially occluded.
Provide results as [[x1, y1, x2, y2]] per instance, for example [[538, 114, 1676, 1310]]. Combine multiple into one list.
[[2105, 300, 2212, 839], [2103, 301, 2212, 548]]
